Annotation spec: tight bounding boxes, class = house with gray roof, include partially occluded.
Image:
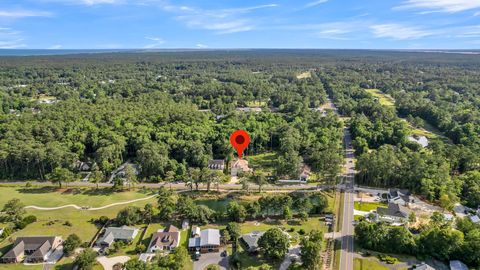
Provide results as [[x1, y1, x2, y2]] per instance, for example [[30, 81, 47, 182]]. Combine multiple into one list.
[[208, 159, 225, 170], [375, 203, 411, 224], [450, 260, 468, 270], [1, 236, 62, 263], [96, 226, 139, 248], [387, 188, 412, 206], [188, 228, 220, 253], [415, 262, 435, 270], [240, 231, 264, 252]]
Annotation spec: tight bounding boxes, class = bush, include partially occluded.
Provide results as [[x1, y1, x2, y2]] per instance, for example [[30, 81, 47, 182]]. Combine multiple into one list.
[[377, 254, 398, 264], [135, 244, 146, 253], [64, 221, 73, 226], [23, 215, 37, 223], [96, 216, 109, 225], [298, 229, 305, 235], [15, 215, 37, 229]]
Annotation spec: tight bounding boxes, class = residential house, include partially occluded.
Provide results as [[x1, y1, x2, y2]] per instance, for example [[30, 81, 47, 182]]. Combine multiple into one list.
[[1, 236, 62, 263], [208, 159, 225, 171], [236, 107, 262, 113], [231, 159, 252, 177], [148, 225, 180, 252], [387, 188, 412, 206], [375, 203, 412, 224], [407, 135, 429, 147], [181, 219, 190, 230], [188, 228, 220, 253], [469, 215, 480, 224], [96, 226, 139, 248], [415, 262, 436, 270], [449, 260, 468, 270], [73, 160, 93, 172], [240, 231, 264, 252]]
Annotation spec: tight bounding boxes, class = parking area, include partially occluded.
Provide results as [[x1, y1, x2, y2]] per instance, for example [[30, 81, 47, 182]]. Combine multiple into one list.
[[193, 252, 228, 270]]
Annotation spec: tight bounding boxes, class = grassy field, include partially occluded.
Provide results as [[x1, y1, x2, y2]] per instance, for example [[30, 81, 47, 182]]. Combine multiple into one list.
[[0, 186, 155, 208], [354, 258, 389, 270], [354, 202, 386, 212], [365, 89, 395, 107], [245, 152, 278, 175], [246, 101, 267, 107], [336, 192, 344, 232], [296, 71, 312, 79], [0, 186, 158, 263]]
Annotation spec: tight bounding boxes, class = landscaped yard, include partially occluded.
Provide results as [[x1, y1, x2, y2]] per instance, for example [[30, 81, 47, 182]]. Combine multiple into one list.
[[354, 202, 386, 212], [0, 186, 159, 262]]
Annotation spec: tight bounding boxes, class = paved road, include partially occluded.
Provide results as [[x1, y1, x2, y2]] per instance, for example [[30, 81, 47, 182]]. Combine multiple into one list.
[[0, 181, 320, 192], [339, 127, 355, 270]]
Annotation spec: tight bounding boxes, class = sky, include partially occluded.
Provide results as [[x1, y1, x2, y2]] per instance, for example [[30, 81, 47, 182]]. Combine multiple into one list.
[[0, 0, 480, 49]]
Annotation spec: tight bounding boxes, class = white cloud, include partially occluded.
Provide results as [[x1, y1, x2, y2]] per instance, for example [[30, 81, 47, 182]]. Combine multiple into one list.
[[161, 3, 278, 34], [144, 36, 165, 48], [0, 28, 26, 48], [82, 0, 118, 4], [370, 24, 432, 40], [304, 0, 328, 8], [0, 10, 52, 18], [48, 44, 62, 49], [395, 0, 480, 13], [196, 43, 208, 48]]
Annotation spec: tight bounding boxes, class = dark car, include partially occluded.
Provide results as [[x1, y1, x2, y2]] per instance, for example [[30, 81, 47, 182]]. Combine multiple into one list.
[[221, 250, 228, 257]]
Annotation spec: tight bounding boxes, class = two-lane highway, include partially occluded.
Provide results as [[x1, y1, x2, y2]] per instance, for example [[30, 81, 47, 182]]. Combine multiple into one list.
[[339, 127, 355, 270]]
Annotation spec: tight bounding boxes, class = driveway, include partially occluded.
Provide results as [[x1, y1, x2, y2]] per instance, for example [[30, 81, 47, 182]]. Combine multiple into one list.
[[193, 252, 228, 270], [97, 256, 130, 270], [279, 246, 301, 270]]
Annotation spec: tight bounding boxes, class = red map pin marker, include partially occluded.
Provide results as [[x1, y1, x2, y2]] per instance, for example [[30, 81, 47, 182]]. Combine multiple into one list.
[[230, 130, 251, 159]]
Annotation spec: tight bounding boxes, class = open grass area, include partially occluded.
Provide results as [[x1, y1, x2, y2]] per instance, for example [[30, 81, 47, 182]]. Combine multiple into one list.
[[0, 186, 155, 208], [245, 152, 278, 175], [0, 187, 158, 260], [296, 71, 312, 79], [246, 101, 267, 107], [354, 258, 389, 270], [336, 192, 344, 232], [365, 89, 395, 107], [354, 202, 386, 212]]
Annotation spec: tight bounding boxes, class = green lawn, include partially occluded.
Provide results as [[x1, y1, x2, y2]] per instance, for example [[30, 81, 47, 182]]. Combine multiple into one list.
[[245, 152, 278, 175], [246, 101, 267, 107], [354, 258, 389, 270], [0, 187, 158, 258], [0, 186, 155, 208], [354, 202, 386, 212], [365, 89, 395, 107]]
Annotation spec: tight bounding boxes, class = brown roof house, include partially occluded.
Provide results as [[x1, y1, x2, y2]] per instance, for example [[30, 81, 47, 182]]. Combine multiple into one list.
[[231, 159, 252, 177], [1, 236, 63, 263], [148, 225, 180, 252]]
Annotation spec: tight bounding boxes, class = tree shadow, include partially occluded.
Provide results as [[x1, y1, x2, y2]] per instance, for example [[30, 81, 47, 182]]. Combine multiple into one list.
[[17, 186, 58, 194]]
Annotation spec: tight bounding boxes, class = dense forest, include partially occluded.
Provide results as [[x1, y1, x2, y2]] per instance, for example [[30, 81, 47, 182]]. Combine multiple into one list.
[[0, 51, 344, 185], [0, 50, 479, 209]]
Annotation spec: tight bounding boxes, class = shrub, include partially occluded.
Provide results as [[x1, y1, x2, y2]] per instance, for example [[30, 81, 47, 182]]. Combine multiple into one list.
[[64, 221, 73, 226], [135, 244, 146, 253], [298, 229, 305, 235]]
